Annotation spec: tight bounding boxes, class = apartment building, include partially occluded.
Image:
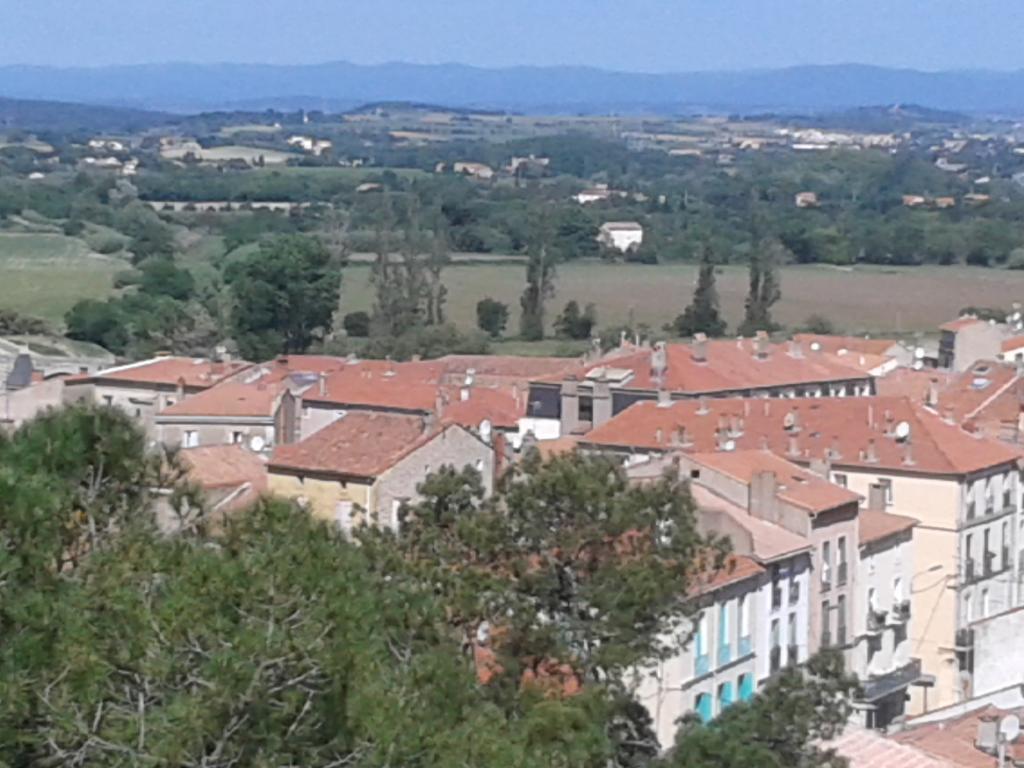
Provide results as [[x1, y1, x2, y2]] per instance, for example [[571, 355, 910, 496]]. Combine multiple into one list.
[[526, 335, 875, 439], [581, 395, 1024, 712]]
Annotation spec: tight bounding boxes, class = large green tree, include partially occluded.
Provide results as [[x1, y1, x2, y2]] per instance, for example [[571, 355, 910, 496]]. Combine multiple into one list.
[[519, 212, 557, 341], [738, 239, 786, 336], [228, 234, 342, 360], [672, 245, 727, 338]]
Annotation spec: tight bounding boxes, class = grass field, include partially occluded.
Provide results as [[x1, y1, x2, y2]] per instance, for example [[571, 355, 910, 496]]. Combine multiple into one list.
[[0, 233, 125, 325], [161, 145, 298, 165], [340, 262, 1024, 337]]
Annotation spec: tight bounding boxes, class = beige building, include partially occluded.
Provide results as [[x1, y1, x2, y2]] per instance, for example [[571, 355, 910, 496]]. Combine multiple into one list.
[[268, 412, 494, 532], [938, 316, 1006, 372], [597, 221, 644, 252]]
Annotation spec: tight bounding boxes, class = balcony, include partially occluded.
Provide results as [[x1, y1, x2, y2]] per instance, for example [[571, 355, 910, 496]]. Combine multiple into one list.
[[837, 561, 848, 587], [867, 609, 888, 634], [891, 600, 911, 623], [695, 654, 710, 677], [860, 658, 924, 703], [738, 635, 752, 657], [769, 645, 782, 673]]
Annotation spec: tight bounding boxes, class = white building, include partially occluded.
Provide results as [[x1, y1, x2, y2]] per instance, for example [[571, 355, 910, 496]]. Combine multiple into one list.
[[598, 221, 644, 252]]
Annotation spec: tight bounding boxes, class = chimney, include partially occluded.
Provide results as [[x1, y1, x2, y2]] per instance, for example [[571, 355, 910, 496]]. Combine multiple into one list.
[[651, 341, 668, 385], [943, 406, 956, 425], [560, 376, 580, 435], [789, 339, 804, 359], [784, 406, 801, 433], [754, 331, 770, 360], [655, 427, 664, 445], [927, 378, 940, 408], [176, 376, 186, 400], [787, 434, 800, 458], [592, 375, 613, 425], [749, 470, 778, 523], [318, 373, 327, 397], [867, 483, 887, 511], [867, 403, 874, 428], [865, 438, 879, 463], [692, 332, 708, 363], [657, 387, 672, 408], [829, 435, 842, 461], [460, 387, 470, 401], [423, 410, 437, 435], [670, 425, 690, 448], [976, 716, 999, 755], [697, 396, 709, 415], [411, 354, 422, 362], [902, 440, 915, 466]]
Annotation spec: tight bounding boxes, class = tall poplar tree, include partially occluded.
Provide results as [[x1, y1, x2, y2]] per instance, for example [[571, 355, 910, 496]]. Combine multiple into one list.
[[673, 245, 727, 337]]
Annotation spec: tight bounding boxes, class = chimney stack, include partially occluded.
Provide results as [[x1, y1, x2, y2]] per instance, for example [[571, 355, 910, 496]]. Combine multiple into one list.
[[754, 331, 770, 360], [697, 396, 709, 415], [789, 339, 804, 359], [318, 372, 327, 398], [787, 434, 800, 457], [865, 438, 879, 463], [927, 378, 940, 408], [657, 387, 672, 408], [655, 427, 664, 445], [692, 332, 708, 363], [902, 440, 915, 466]]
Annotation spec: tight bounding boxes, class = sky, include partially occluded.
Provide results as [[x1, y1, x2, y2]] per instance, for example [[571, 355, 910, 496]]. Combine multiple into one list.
[[2, 0, 1023, 72]]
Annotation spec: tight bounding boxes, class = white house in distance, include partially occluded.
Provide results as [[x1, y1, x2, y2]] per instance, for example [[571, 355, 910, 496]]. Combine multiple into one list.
[[598, 221, 644, 253]]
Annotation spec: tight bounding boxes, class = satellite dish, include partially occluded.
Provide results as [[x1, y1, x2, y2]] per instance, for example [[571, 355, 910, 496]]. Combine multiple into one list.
[[249, 435, 266, 453], [810, 342, 822, 352], [783, 412, 796, 429], [1000, 715, 1021, 743], [723, 439, 736, 452], [894, 421, 911, 441], [914, 347, 925, 360], [479, 419, 493, 443]]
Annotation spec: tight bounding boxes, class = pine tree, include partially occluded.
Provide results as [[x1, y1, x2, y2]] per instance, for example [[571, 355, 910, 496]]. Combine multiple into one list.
[[738, 239, 786, 336], [673, 245, 727, 337]]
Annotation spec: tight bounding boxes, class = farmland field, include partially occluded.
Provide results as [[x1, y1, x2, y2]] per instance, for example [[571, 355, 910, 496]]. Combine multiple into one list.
[[0, 233, 125, 325], [340, 262, 1024, 337]]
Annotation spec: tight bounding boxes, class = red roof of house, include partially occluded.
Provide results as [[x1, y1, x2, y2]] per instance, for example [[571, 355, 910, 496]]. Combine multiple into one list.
[[792, 334, 900, 357], [1002, 336, 1024, 353], [179, 445, 268, 491], [539, 339, 871, 395], [689, 552, 766, 596], [583, 396, 1024, 476], [891, 706, 1024, 767], [940, 316, 986, 332], [306, 363, 440, 412], [688, 449, 861, 513], [858, 508, 917, 545], [831, 727, 954, 768], [68, 356, 251, 389], [269, 411, 437, 479], [440, 385, 524, 430]]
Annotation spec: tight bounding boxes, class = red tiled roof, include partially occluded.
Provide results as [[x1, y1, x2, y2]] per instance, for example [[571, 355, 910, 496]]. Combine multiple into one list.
[[583, 396, 1024, 476], [876, 368, 955, 402], [539, 339, 871, 395], [161, 380, 288, 418], [269, 411, 435, 479], [687, 449, 861, 513], [937, 361, 1020, 424], [440, 386, 524, 430], [689, 552, 765, 596], [858, 508, 917, 545], [940, 316, 985, 332], [179, 445, 268, 491], [536, 436, 580, 460], [830, 727, 954, 768], [792, 334, 900, 357], [306, 364, 440, 412], [1002, 336, 1024, 353], [70, 356, 251, 389], [891, 706, 1024, 767]]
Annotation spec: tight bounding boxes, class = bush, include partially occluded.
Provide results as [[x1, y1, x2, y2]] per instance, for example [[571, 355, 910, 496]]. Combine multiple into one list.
[[798, 314, 836, 335], [476, 298, 509, 338], [343, 311, 371, 338], [555, 300, 597, 340]]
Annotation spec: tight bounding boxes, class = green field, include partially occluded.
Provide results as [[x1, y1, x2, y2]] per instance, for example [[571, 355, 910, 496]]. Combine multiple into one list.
[[0, 233, 125, 325], [340, 261, 1024, 337]]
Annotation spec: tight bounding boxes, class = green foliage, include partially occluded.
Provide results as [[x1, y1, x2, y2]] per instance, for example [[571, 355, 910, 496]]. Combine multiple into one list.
[[799, 313, 837, 335], [0, 308, 50, 336], [662, 651, 857, 768], [520, 212, 558, 341], [343, 310, 371, 338], [327, 322, 491, 361], [476, 297, 510, 338], [138, 256, 195, 301], [227, 234, 342, 360], [672, 246, 727, 338], [738, 240, 786, 336], [555, 300, 598, 340]]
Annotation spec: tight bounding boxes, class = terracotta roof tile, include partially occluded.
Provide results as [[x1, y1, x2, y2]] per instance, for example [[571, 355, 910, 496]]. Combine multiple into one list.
[[687, 449, 860, 513], [1002, 336, 1024, 353], [179, 445, 268, 492], [440, 386, 524, 429], [891, 706, 1024, 767], [831, 727, 955, 768], [858, 509, 917, 545], [793, 334, 901, 357], [940, 316, 986, 332], [269, 411, 434, 479], [689, 552, 765, 596], [583, 396, 1024, 476], [76, 356, 251, 389]]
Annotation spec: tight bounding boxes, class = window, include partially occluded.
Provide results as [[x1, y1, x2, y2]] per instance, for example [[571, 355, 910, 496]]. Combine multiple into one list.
[[183, 430, 199, 448], [821, 541, 832, 591], [982, 588, 991, 618], [837, 536, 848, 586], [984, 528, 993, 576], [738, 673, 755, 701], [877, 478, 893, 506], [695, 693, 713, 723], [789, 571, 800, 605], [893, 576, 904, 605], [787, 612, 798, 665], [134, 408, 142, 419], [717, 682, 734, 712], [103, 395, 113, 406], [965, 592, 973, 623], [165, 397, 176, 408], [231, 431, 243, 445], [718, 603, 731, 666], [771, 565, 783, 609], [821, 600, 831, 647], [965, 533, 975, 581], [834, 473, 848, 488], [695, 612, 710, 676], [1004, 475, 1013, 510], [578, 395, 594, 424], [1002, 521, 1011, 570], [770, 618, 781, 672], [475, 458, 485, 472], [739, 594, 752, 656], [837, 595, 847, 646], [389, 499, 404, 530], [335, 500, 354, 532]]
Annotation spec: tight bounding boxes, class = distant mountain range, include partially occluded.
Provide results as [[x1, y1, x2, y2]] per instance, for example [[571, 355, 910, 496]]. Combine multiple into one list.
[[2, 62, 1024, 115]]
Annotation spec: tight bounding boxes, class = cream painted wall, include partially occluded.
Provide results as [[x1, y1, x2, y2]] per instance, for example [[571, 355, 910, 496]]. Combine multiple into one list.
[[267, 472, 373, 528], [158, 420, 275, 451]]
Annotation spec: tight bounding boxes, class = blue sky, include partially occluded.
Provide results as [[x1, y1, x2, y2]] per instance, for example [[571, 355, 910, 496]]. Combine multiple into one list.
[[2, 0, 1022, 71]]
